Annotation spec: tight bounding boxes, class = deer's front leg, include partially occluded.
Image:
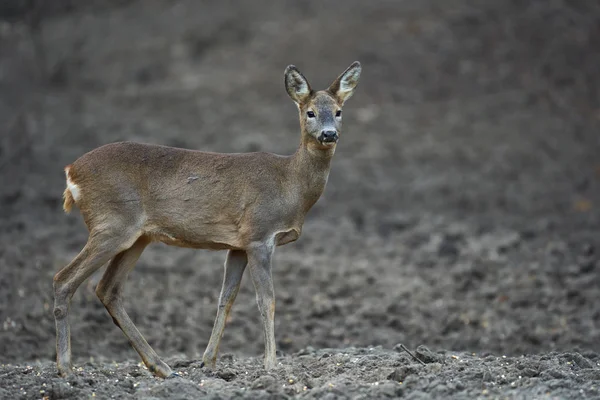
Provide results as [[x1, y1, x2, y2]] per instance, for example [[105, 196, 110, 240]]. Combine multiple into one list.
[[202, 250, 247, 369], [247, 242, 277, 370]]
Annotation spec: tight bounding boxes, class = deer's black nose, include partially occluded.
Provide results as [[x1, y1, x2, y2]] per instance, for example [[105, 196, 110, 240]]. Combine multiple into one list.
[[319, 130, 338, 143]]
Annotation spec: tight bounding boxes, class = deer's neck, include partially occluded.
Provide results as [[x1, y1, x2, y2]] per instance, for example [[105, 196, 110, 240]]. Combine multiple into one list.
[[290, 139, 335, 213]]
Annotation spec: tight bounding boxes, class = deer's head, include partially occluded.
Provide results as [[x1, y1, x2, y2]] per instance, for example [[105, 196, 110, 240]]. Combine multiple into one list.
[[285, 61, 361, 150]]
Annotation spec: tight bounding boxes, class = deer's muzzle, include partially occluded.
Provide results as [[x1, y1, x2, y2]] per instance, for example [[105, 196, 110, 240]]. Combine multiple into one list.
[[318, 130, 338, 144]]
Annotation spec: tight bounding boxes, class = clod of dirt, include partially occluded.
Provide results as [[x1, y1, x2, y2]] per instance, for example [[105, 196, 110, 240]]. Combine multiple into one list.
[[540, 369, 568, 380], [425, 363, 443, 374], [377, 213, 417, 237], [251, 375, 278, 392], [482, 370, 494, 382], [49, 381, 74, 399], [172, 359, 194, 368], [437, 236, 461, 258], [577, 244, 597, 272], [415, 345, 441, 364], [571, 353, 594, 369], [387, 365, 421, 382], [521, 367, 539, 377], [296, 346, 316, 356], [217, 368, 237, 382]]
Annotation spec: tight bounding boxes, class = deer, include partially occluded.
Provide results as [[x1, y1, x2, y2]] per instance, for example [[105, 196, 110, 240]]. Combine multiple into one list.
[[53, 61, 362, 378]]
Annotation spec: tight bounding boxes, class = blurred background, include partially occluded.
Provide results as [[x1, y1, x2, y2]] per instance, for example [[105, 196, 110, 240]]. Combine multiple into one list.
[[1, 0, 599, 366]]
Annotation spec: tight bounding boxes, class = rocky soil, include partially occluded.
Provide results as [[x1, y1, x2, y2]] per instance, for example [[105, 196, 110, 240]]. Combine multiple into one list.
[[1, 0, 600, 398]]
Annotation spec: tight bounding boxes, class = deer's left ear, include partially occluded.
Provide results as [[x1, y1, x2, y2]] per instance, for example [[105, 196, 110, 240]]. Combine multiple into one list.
[[328, 61, 361, 105], [285, 65, 313, 105]]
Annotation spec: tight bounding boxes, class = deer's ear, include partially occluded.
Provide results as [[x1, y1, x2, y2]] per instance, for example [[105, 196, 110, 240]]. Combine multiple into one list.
[[328, 61, 361, 105], [285, 65, 313, 105]]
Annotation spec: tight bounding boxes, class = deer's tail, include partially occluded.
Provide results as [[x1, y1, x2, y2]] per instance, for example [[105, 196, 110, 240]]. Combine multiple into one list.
[[62, 164, 79, 214]]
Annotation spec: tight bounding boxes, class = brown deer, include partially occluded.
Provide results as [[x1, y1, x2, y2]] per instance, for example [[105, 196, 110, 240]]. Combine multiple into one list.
[[54, 61, 362, 378]]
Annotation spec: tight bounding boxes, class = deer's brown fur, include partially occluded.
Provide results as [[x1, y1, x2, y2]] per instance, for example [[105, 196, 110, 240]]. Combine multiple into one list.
[[53, 61, 362, 378]]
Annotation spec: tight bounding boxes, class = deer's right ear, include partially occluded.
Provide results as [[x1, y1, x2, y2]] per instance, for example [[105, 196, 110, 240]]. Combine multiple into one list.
[[285, 65, 312, 105]]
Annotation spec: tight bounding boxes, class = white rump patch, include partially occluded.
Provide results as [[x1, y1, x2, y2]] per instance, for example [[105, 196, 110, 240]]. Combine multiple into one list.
[[65, 168, 81, 201]]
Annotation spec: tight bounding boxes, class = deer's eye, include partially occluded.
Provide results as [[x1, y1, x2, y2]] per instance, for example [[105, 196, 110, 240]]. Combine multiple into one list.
[[335, 110, 342, 117], [307, 111, 315, 118]]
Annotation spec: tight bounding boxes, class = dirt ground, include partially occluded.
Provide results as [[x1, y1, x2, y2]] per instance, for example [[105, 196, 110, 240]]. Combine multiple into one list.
[[1, 0, 600, 398]]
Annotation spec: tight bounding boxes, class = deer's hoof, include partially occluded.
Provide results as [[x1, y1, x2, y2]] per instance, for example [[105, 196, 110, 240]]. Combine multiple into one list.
[[200, 359, 216, 369], [57, 365, 73, 378], [147, 362, 176, 379]]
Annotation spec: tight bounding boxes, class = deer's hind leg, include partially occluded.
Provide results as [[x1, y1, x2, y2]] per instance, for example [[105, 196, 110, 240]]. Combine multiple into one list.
[[95, 235, 176, 378], [53, 228, 141, 377]]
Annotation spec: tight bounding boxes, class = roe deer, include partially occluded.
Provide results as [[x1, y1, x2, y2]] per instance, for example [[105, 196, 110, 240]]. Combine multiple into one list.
[[54, 61, 362, 378]]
